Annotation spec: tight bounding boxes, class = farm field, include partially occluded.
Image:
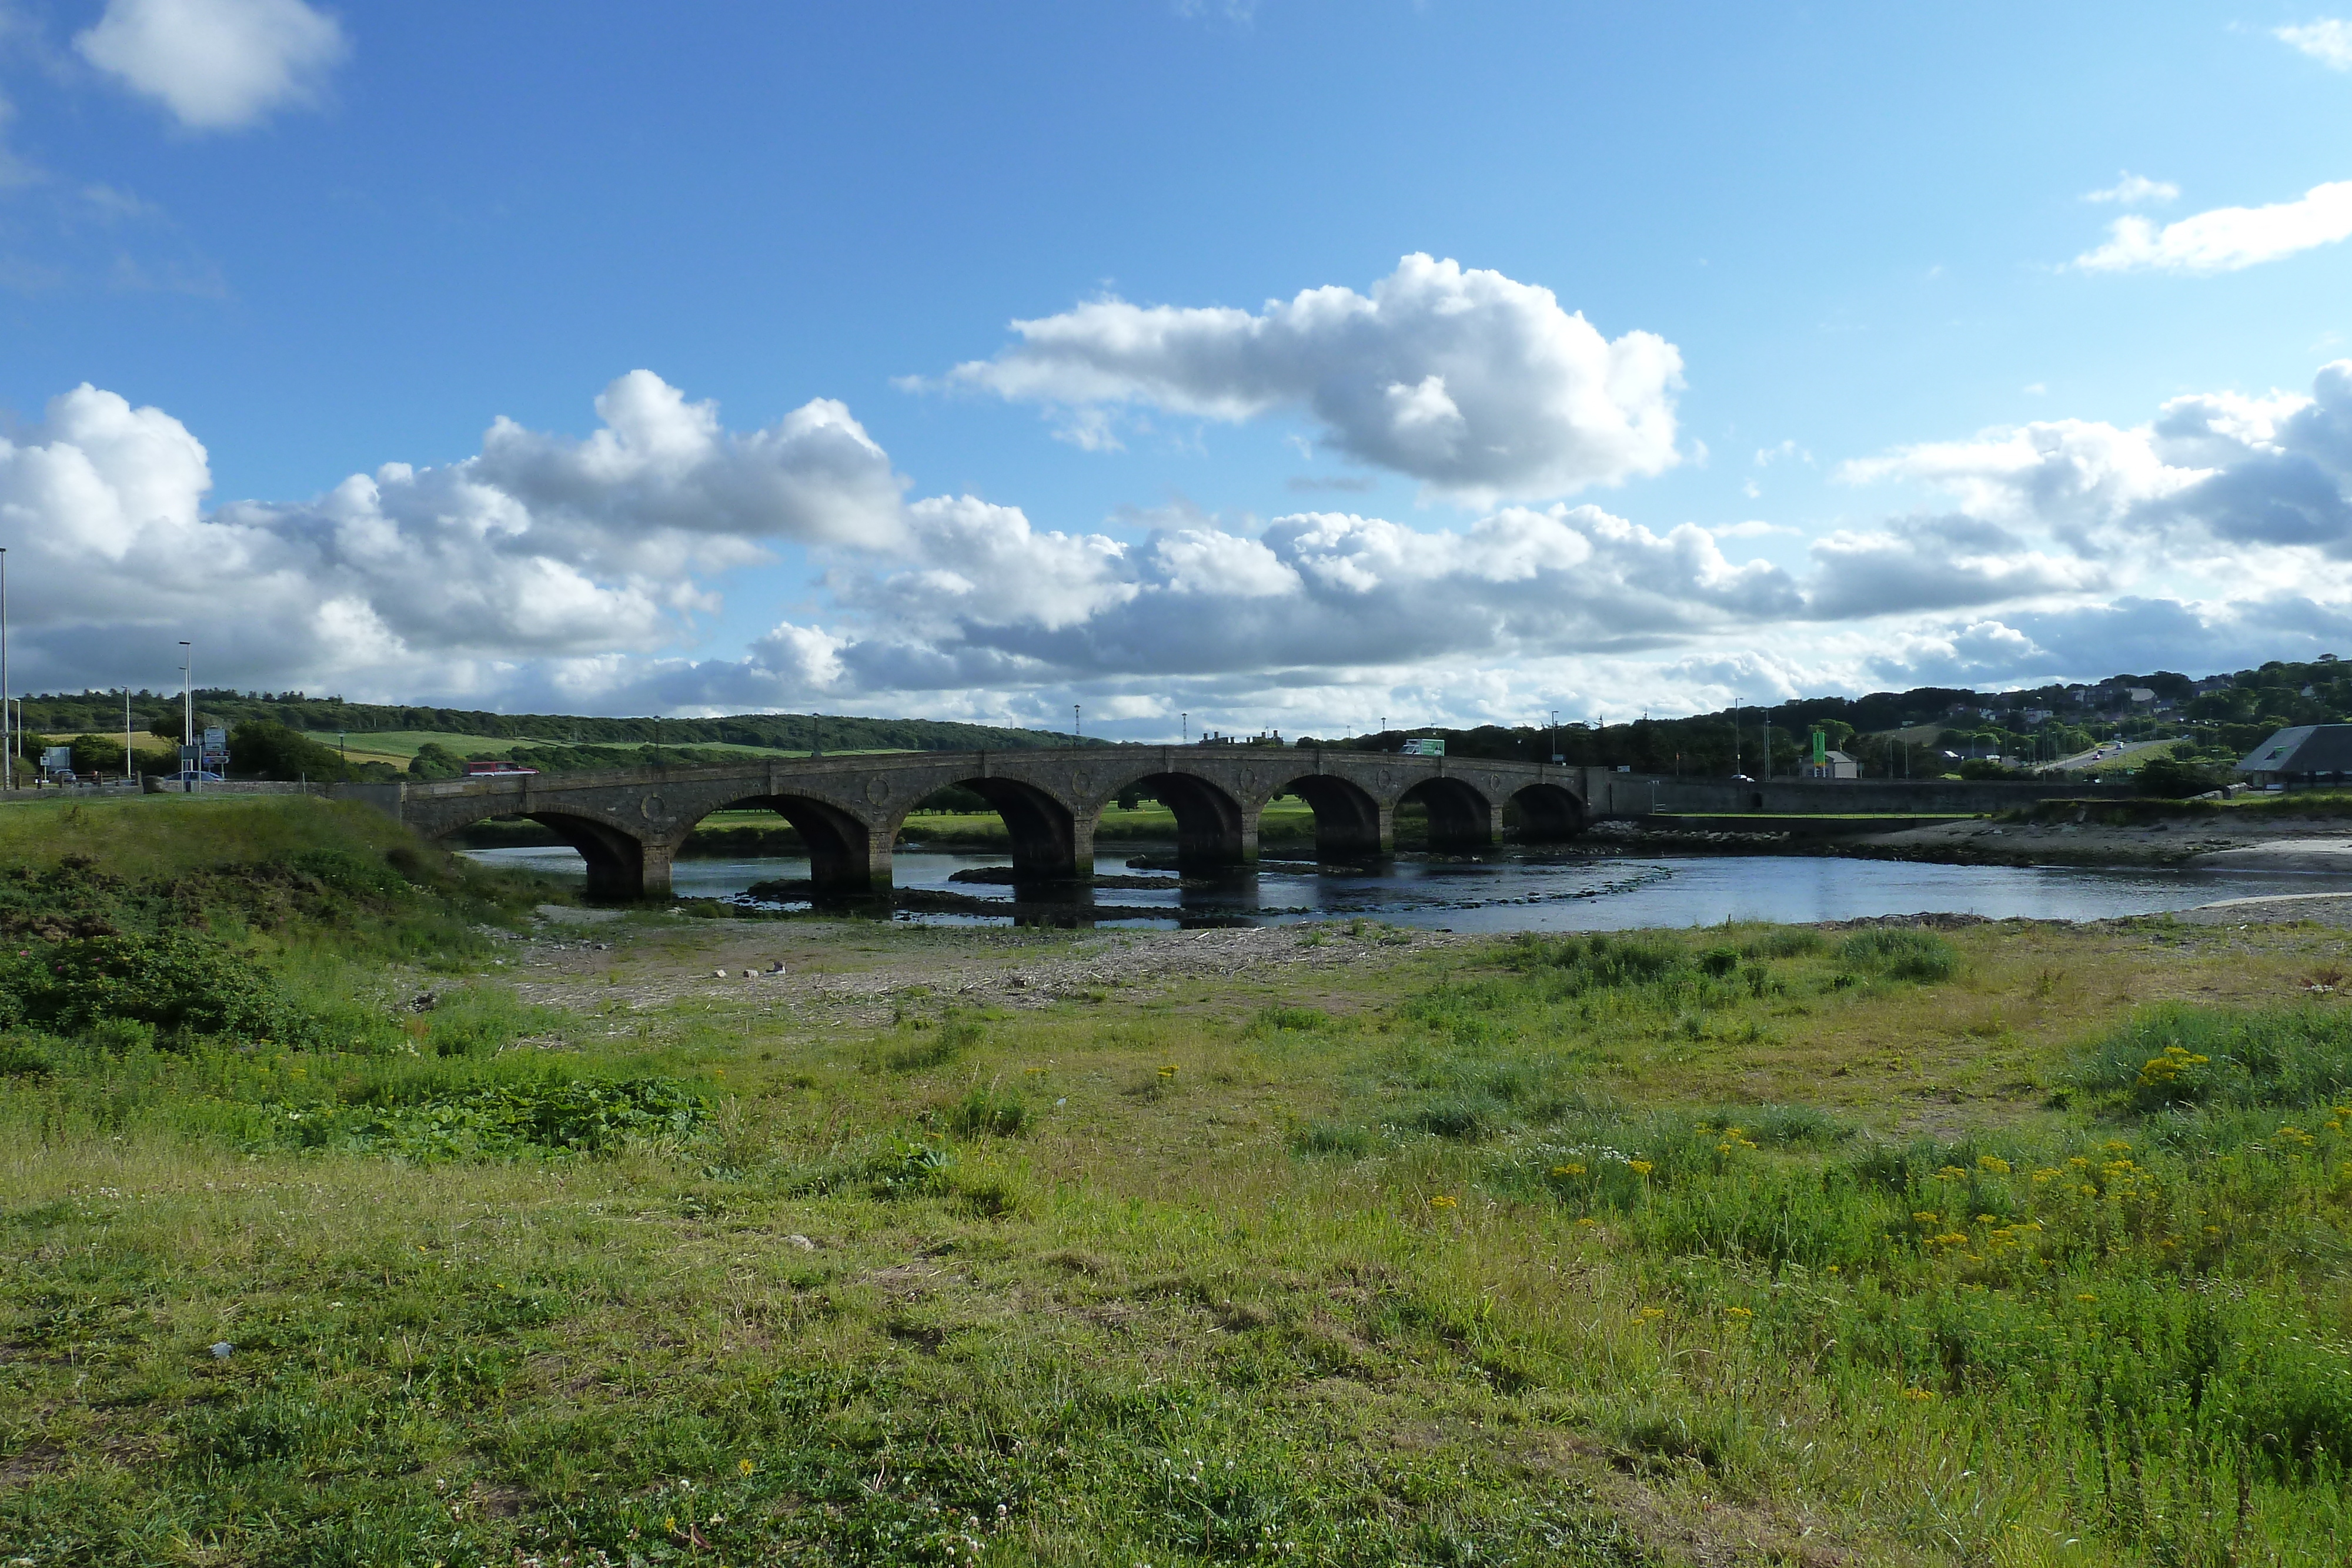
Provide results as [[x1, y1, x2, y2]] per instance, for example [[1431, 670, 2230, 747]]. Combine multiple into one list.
[[298, 731, 845, 768], [2, 797, 2350, 1564]]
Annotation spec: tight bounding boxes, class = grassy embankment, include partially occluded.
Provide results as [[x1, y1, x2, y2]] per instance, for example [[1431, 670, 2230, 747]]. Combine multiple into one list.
[[5, 795, 2352, 1564]]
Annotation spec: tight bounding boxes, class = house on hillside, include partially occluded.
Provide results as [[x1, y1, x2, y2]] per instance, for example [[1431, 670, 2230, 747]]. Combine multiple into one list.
[[2235, 724, 2352, 787], [1800, 748, 1860, 780]]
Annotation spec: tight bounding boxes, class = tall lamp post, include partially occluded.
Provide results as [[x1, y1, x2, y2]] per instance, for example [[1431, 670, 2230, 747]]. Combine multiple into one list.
[[180, 641, 194, 793], [1, 545, 9, 793], [1548, 708, 1561, 765], [1072, 704, 1081, 746]]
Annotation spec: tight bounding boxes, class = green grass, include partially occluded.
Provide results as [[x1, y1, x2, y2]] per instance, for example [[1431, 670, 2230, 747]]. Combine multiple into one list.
[[0, 795, 422, 879], [9, 816, 2352, 1563], [302, 730, 895, 767]]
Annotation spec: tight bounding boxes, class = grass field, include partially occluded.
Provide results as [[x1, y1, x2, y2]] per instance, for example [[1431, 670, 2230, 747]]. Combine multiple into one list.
[[5, 801, 2352, 1564], [298, 731, 839, 768]]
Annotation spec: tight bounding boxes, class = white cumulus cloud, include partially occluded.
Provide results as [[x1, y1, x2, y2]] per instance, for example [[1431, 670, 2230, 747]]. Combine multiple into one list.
[[2074, 180, 2352, 273], [939, 253, 1684, 500], [77, 0, 348, 131], [2082, 172, 2179, 206], [2277, 18, 2352, 69]]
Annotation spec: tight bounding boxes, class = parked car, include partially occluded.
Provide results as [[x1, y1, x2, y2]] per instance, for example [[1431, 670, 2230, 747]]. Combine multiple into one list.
[[159, 769, 225, 783]]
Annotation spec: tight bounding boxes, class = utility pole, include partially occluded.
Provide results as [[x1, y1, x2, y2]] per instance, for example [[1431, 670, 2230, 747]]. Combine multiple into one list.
[[180, 641, 193, 793], [1, 546, 9, 793], [125, 688, 135, 787], [1731, 701, 1740, 778], [1762, 706, 1773, 783]]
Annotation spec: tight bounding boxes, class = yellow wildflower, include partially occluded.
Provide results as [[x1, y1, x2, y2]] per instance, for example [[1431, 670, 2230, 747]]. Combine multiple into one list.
[[1552, 1163, 1586, 1177], [1977, 1154, 2011, 1175], [1628, 1159, 1653, 1176]]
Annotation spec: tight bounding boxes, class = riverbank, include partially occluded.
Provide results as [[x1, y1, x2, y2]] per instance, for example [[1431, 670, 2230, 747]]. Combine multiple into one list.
[[1840, 806, 2352, 870]]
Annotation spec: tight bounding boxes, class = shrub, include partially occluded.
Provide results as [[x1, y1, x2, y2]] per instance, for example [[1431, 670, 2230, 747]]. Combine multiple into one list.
[[1698, 946, 1740, 978], [1836, 928, 1956, 983], [2136, 754, 2223, 798], [0, 932, 309, 1044], [228, 720, 351, 783]]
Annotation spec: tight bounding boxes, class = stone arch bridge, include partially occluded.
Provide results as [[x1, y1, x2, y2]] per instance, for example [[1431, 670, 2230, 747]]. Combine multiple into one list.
[[336, 748, 1599, 899]]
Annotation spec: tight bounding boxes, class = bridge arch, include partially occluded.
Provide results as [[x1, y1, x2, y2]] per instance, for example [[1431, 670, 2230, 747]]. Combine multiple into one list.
[[1399, 775, 1498, 852], [1103, 768, 1252, 869], [1278, 773, 1389, 861], [951, 775, 1090, 882], [501, 811, 665, 901], [1507, 781, 1588, 842], [686, 792, 893, 898]]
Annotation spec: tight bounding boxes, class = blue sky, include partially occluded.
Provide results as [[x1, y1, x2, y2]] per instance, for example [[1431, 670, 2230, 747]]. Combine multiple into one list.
[[5, 2, 2352, 735]]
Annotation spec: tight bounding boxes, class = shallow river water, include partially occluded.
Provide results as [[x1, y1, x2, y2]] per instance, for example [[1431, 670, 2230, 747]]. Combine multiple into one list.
[[458, 844, 2349, 931]]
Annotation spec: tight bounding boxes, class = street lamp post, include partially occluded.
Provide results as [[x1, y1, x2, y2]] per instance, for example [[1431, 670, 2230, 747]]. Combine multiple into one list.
[[1548, 708, 1561, 766], [1, 546, 9, 793], [1181, 711, 1188, 745], [179, 641, 194, 793], [1073, 704, 1081, 746]]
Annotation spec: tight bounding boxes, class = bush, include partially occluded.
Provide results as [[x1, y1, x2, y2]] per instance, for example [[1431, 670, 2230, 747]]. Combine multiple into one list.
[[408, 743, 466, 781], [0, 932, 309, 1044], [2136, 756, 2224, 798], [1836, 928, 1956, 983], [228, 719, 350, 783]]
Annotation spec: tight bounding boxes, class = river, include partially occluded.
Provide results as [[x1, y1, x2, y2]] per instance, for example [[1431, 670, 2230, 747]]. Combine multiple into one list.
[[456, 844, 2349, 931]]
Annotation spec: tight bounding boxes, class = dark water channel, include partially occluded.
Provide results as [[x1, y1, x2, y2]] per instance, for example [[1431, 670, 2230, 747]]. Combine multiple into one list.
[[457, 843, 2348, 931]]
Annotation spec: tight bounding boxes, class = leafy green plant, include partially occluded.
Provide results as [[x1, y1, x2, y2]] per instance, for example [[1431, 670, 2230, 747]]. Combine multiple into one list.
[[268, 1075, 707, 1161], [0, 931, 311, 1045]]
